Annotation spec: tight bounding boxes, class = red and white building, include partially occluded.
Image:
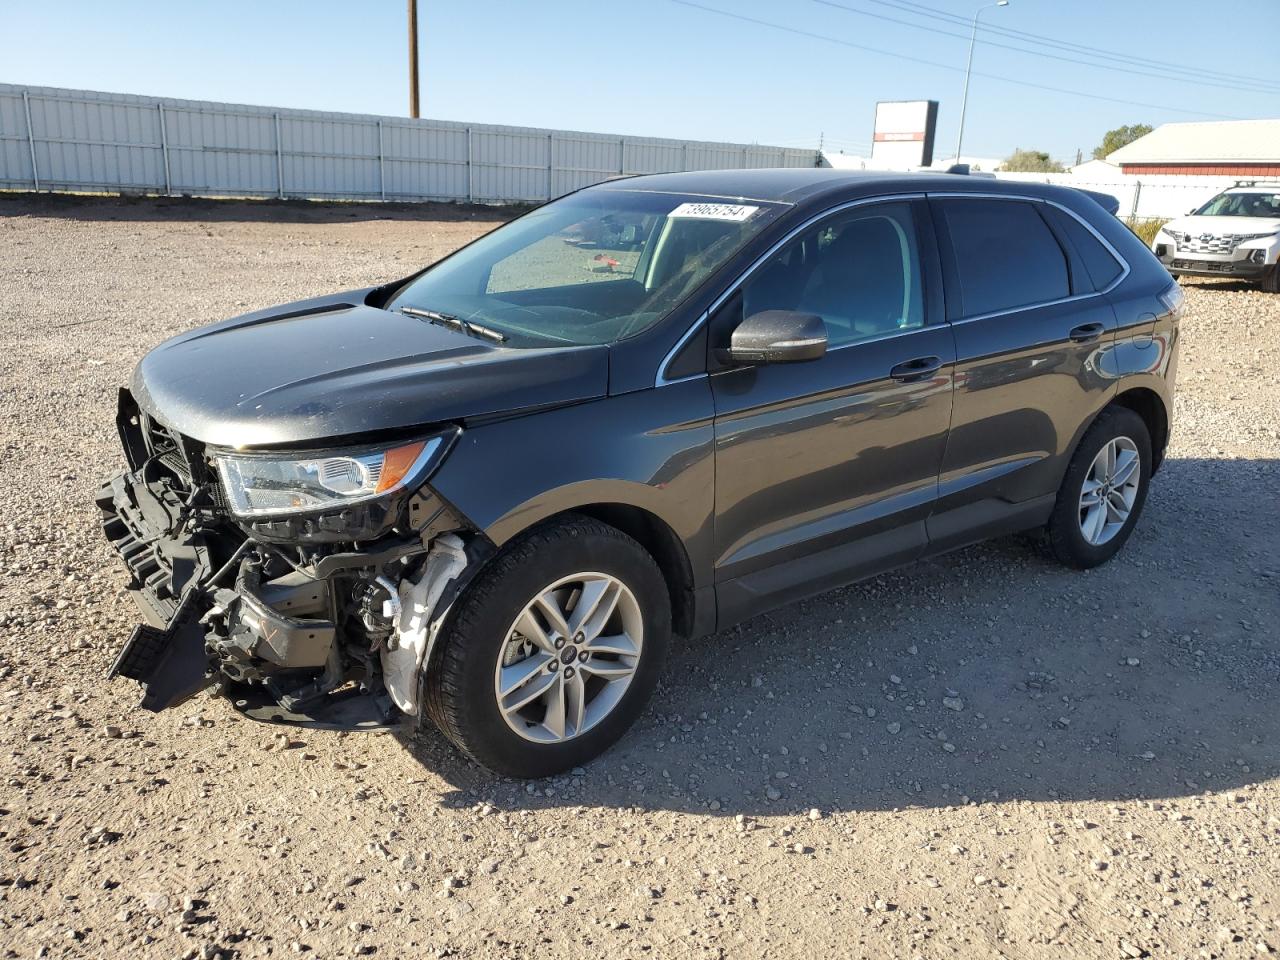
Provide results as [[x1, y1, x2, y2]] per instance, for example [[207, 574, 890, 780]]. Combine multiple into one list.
[[1108, 119, 1280, 178]]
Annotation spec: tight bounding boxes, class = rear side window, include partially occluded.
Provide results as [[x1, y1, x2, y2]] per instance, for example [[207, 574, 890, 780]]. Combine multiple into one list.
[[939, 199, 1069, 317], [1047, 206, 1124, 291]]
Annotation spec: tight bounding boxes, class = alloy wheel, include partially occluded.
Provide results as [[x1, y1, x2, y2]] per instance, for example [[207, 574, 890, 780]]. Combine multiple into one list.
[[1078, 436, 1141, 546], [493, 572, 644, 743]]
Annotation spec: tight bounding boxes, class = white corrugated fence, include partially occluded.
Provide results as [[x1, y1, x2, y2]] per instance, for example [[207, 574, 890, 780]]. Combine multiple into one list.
[[995, 170, 1256, 221], [0, 83, 819, 203]]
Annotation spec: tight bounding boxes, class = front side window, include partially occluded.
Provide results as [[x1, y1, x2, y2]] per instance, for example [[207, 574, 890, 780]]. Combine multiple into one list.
[[939, 199, 1069, 317], [738, 201, 924, 348], [1194, 191, 1280, 218], [389, 191, 786, 347]]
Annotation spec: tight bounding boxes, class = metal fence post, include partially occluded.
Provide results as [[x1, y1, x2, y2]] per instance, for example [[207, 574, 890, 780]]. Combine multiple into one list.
[[619, 137, 625, 175], [376, 120, 386, 201], [1129, 180, 1142, 219], [466, 127, 473, 202], [547, 132, 554, 201], [274, 113, 285, 199], [741, 146, 748, 168], [157, 103, 172, 195], [22, 91, 39, 191], [682, 142, 688, 171]]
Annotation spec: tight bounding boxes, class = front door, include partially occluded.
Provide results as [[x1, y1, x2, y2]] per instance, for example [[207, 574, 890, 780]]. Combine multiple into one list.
[[709, 199, 956, 626]]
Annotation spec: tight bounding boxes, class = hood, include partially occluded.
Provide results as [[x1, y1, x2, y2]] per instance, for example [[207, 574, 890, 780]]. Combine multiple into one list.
[[1162, 215, 1280, 237], [131, 295, 610, 448]]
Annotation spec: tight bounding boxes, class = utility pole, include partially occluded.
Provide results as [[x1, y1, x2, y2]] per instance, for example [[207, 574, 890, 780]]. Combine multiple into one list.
[[955, 0, 1008, 162], [408, 0, 420, 119]]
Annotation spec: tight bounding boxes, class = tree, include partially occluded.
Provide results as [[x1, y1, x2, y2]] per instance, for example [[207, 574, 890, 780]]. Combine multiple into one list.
[[1093, 123, 1153, 160], [1002, 149, 1064, 173]]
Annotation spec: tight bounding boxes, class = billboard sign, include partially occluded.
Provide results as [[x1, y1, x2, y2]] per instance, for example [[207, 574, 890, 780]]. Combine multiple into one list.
[[870, 100, 939, 170]]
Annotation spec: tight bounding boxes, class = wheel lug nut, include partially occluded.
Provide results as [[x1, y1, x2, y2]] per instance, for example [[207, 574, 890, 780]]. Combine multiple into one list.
[[574, 632, 585, 643], [564, 666, 575, 679], [578, 650, 588, 663], [554, 637, 565, 650], [547, 661, 558, 673]]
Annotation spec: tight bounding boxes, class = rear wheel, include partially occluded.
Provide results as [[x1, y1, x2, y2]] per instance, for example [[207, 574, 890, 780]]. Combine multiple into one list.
[[424, 516, 670, 778], [1045, 406, 1151, 569]]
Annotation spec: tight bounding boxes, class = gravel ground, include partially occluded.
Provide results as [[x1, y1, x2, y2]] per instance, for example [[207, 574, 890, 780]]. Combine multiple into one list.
[[1, 194, 1278, 960]]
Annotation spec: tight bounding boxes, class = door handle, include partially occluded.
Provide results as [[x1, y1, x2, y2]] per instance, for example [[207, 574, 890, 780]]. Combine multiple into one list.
[[1068, 322, 1105, 343], [889, 355, 943, 382]]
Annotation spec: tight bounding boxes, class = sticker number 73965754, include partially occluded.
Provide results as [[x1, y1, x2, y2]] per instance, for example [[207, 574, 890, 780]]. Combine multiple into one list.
[[667, 202, 760, 222]]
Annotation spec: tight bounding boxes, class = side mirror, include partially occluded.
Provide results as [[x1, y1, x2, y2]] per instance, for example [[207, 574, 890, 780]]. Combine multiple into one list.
[[727, 310, 827, 365]]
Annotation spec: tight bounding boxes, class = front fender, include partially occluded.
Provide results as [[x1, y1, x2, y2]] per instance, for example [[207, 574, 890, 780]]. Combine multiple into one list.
[[429, 379, 717, 588]]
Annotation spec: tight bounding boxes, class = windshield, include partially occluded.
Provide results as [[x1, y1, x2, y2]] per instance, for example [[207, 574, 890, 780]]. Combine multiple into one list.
[[1194, 191, 1280, 218], [388, 190, 786, 346]]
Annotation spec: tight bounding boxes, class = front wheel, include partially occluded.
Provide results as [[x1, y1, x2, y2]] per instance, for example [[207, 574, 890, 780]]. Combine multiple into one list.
[[1045, 406, 1152, 569], [423, 516, 670, 778], [1261, 264, 1280, 294]]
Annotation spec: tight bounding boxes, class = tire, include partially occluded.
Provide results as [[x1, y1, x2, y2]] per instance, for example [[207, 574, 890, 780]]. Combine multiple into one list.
[[1261, 264, 1280, 294], [423, 515, 670, 778], [1044, 406, 1152, 570]]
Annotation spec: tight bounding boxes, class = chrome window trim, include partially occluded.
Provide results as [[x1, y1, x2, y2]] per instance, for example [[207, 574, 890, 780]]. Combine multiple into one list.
[[824, 321, 939, 354], [926, 192, 1132, 326], [655, 193, 925, 387], [655, 317, 711, 386], [653, 189, 1133, 385]]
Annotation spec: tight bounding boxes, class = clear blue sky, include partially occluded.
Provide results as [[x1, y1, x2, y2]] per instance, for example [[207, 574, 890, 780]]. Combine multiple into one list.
[[5, 0, 1278, 163]]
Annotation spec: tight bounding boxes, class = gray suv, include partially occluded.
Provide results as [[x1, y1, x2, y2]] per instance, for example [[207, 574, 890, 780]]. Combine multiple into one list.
[[100, 170, 1182, 777]]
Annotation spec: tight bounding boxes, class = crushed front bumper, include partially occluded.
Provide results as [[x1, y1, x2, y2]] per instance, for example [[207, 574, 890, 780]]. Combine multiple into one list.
[[98, 469, 221, 711], [99, 389, 479, 730], [99, 467, 409, 729]]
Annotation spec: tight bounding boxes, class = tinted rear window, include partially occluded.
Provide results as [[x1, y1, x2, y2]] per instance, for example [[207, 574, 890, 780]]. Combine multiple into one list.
[[939, 199, 1069, 317], [1049, 206, 1124, 291]]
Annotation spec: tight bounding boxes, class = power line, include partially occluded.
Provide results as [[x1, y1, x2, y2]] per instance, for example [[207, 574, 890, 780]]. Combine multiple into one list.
[[857, 0, 1280, 91], [863, 0, 1280, 89], [809, 0, 1280, 97], [668, 0, 1244, 121]]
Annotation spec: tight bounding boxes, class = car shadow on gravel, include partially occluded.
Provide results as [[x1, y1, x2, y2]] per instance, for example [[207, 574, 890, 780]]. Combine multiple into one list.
[[1176, 278, 1265, 294], [0, 192, 521, 224], [397, 455, 1280, 816]]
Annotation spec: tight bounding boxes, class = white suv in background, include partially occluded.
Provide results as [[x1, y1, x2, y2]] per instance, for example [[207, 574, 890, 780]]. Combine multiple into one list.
[[1152, 184, 1280, 292]]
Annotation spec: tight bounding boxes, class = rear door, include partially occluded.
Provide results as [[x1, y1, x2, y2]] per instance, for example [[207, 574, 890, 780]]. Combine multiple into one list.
[[709, 198, 956, 624], [925, 194, 1119, 552]]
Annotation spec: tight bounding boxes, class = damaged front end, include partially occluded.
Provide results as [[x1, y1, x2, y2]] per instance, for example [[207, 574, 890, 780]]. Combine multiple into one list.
[[99, 388, 485, 730]]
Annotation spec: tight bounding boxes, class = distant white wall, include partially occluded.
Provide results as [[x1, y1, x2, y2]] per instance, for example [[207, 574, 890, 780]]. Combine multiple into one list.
[[0, 83, 819, 204], [995, 170, 1247, 220]]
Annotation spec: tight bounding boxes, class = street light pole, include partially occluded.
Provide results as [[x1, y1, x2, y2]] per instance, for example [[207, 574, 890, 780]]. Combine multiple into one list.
[[954, 0, 1008, 163], [408, 0, 420, 119]]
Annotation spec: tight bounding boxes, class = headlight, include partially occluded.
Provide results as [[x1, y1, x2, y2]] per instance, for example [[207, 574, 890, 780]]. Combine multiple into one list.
[[215, 435, 449, 517]]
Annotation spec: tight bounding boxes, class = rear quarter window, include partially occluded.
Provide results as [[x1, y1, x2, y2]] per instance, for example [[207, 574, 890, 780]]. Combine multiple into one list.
[[938, 199, 1070, 317], [1047, 205, 1125, 292]]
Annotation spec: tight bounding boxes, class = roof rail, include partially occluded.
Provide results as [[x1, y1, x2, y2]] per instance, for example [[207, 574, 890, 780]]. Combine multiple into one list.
[[1232, 179, 1280, 188], [946, 163, 971, 175]]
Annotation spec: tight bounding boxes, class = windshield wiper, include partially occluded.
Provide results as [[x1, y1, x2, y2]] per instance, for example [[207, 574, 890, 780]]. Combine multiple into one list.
[[399, 305, 506, 343]]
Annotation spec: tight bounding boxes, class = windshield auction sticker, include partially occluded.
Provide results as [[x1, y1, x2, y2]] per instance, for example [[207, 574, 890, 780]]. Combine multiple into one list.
[[668, 202, 760, 222]]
